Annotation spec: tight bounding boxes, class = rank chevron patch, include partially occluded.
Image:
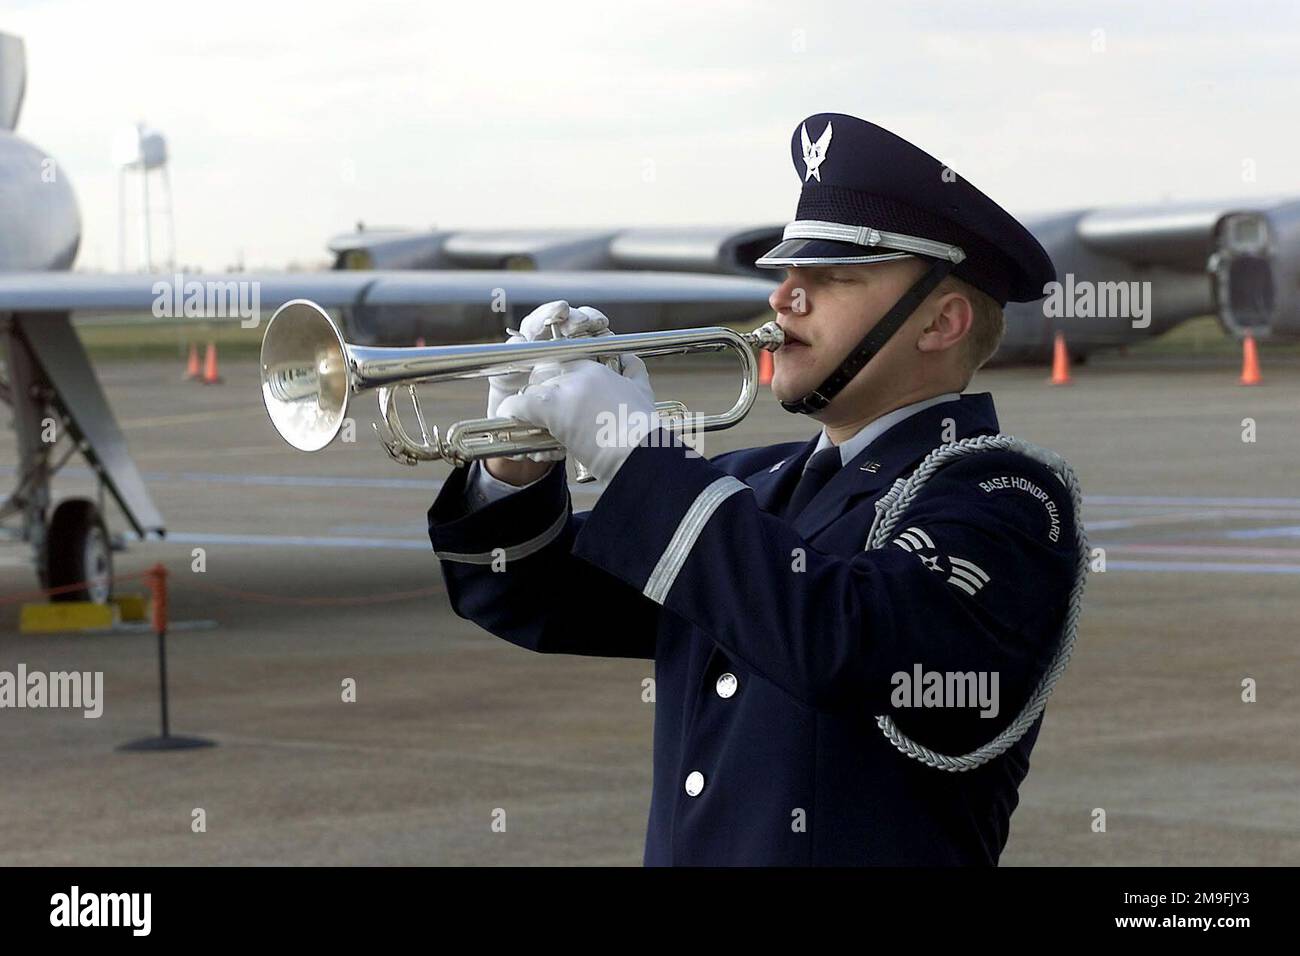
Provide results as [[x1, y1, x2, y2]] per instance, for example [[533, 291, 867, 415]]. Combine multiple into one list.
[[890, 527, 991, 596]]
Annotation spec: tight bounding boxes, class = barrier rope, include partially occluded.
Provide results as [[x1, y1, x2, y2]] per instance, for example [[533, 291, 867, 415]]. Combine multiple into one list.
[[0, 568, 442, 608], [864, 433, 1090, 772], [176, 579, 444, 607], [0, 568, 152, 606]]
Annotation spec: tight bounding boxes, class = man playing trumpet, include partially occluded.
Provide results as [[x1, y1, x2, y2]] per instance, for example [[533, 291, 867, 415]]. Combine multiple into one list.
[[428, 113, 1084, 866]]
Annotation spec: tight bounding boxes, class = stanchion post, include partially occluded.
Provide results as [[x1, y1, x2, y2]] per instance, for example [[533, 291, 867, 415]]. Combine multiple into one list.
[[149, 564, 170, 738], [118, 564, 215, 753]]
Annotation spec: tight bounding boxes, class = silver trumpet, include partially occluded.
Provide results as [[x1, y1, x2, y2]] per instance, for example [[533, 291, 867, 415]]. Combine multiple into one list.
[[259, 298, 784, 475]]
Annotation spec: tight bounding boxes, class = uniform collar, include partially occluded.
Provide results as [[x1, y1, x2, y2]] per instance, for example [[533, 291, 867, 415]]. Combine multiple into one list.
[[745, 392, 1000, 540], [807, 392, 961, 471]]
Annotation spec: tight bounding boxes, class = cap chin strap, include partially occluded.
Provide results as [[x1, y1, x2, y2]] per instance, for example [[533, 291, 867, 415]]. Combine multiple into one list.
[[780, 257, 957, 416]]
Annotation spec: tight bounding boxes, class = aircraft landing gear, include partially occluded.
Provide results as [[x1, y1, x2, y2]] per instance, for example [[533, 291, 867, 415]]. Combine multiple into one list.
[[42, 498, 113, 604]]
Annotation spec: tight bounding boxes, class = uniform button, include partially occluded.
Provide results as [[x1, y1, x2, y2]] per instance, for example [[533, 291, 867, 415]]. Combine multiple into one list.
[[715, 672, 738, 699], [684, 771, 705, 797]]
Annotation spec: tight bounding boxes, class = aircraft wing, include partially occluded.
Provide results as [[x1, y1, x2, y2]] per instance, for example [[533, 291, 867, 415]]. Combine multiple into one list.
[[327, 225, 785, 278], [0, 269, 777, 316], [0, 269, 777, 544]]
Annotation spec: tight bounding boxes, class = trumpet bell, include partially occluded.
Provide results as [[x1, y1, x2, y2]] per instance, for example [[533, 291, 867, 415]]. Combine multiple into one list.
[[260, 299, 352, 452]]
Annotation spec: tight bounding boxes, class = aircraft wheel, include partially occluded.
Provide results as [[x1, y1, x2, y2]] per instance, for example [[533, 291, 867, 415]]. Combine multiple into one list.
[[44, 499, 113, 604]]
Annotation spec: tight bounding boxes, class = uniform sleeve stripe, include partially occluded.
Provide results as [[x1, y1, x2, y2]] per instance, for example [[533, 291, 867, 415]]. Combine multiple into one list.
[[949, 556, 990, 581], [434, 505, 568, 565], [643, 476, 749, 604], [907, 527, 935, 549], [899, 530, 925, 551], [948, 577, 978, 596], [948, 566, 986, 589]]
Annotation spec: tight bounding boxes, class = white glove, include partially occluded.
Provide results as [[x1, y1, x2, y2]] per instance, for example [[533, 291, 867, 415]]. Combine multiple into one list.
[[486, 300, 612, 461], [495, 353, 659, 484]]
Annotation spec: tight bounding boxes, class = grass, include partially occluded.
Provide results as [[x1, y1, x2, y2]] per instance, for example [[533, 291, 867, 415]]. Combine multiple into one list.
[[74, 315, 265, 360], [1124, 315, 1300, 357]]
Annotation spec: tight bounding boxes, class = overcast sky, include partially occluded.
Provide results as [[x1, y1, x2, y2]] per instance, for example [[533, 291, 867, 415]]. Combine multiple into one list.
[[9, 0, 1300, 270]]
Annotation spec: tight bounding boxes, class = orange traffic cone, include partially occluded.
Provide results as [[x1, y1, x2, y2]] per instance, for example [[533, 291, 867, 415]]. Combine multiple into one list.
[[1049, 332, 1071, 385], [1240, 335, 1262, 385], [758, 348, 774, 386], [201, 342, 223, 385], [183, 343, 201, 380]]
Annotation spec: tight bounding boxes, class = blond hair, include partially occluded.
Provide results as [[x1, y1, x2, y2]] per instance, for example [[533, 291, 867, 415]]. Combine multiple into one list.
[[936, 274, 1004, 373]]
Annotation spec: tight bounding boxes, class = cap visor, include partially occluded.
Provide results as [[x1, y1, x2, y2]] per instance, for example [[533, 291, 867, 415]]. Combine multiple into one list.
[[754, 238, 916, 269]]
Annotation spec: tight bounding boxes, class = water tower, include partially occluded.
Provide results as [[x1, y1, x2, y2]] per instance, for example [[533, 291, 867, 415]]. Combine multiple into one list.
[[113, 122, 175, 272]]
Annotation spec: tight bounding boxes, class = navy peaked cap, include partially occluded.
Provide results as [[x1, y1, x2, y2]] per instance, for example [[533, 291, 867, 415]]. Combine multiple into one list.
[[756, 113, 1056, 305]]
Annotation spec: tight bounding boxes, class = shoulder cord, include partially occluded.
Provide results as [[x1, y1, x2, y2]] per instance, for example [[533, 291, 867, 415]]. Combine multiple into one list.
[[863, 434, 1089, 772]]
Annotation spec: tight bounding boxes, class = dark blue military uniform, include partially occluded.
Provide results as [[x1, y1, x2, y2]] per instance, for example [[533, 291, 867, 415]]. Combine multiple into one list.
[[428, 393, 1077, 865], [428, 113, 1079, 865]]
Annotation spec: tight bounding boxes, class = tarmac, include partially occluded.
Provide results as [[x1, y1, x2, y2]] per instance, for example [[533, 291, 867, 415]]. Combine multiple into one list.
[[1, 346, 1297, 865]]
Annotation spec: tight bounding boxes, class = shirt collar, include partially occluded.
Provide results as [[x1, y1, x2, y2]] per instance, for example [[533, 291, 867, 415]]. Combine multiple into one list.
[[807, 392, 962, 471]]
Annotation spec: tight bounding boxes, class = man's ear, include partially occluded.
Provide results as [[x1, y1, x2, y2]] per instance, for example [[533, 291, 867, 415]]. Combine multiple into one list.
[[916, 290, 973, 354]]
